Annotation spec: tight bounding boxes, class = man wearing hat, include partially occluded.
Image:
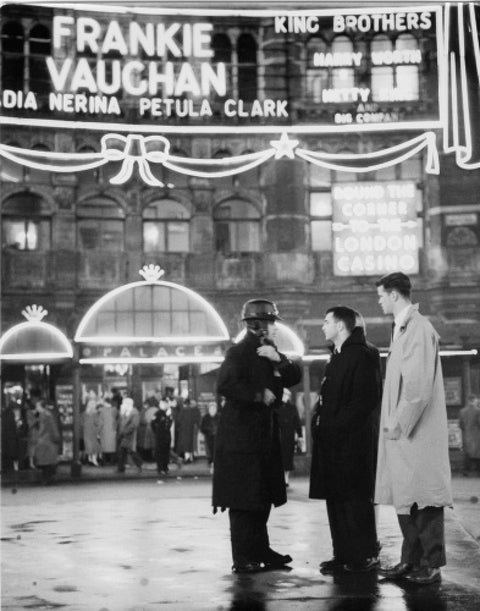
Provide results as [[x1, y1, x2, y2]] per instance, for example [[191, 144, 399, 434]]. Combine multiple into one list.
[[212, 299, 302, 573]]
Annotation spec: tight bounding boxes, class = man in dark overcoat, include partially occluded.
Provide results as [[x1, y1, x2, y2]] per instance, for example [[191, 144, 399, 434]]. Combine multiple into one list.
[[309, 306, 381, 573], [212, 299, 302, 574]]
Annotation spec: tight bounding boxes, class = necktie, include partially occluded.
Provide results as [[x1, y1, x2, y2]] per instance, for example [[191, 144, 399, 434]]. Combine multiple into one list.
[[391, 322, 396, 343]]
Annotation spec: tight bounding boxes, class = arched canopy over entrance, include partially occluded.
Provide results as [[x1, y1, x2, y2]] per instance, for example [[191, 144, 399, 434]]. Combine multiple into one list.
[[75, 265, 230, 364], [0, 305, 73, 362], [234, 322, 305, 358]]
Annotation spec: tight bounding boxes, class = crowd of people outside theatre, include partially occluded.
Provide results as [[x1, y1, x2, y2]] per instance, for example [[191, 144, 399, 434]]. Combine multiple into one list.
[[78, 388, 216, 478], [0, 385, 228, 482]]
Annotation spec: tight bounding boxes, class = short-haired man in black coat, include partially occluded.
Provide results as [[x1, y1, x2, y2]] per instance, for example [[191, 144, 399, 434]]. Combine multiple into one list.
[[212, 299, 302, 574], [309, 306, 382, 573]]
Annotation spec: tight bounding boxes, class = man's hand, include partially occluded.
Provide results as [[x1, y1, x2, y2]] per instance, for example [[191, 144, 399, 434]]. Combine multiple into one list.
[[257, 345, 281, 362], [264, 389, 276, 405], [383, 424, 402, 440]]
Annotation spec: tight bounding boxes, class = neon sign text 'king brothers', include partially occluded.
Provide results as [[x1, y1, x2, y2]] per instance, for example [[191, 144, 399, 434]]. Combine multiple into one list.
[[48, 17, 227, 97]]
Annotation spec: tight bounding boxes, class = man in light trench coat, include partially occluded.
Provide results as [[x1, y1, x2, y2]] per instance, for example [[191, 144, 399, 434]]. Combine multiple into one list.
[[375, 272, 452, 585]]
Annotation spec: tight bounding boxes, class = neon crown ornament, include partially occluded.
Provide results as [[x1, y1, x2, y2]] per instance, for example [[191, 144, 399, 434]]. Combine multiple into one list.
[[139, 264, 165, 282], [22, 304, 49, 322]]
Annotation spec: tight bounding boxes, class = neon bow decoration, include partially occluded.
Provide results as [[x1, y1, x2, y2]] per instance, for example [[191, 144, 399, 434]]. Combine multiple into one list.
[[101, 134, 170, 186], [0, 130, 440, 186]]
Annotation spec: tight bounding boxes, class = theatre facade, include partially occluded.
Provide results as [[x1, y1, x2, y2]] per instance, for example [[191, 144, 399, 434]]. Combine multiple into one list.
[[1, 1, 480, 453]]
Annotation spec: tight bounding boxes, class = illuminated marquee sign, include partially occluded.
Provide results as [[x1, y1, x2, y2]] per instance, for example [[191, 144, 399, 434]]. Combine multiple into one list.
[[79, 343, 225, 364], [0, 3, 442, 133], [332, 180, 420, 276]]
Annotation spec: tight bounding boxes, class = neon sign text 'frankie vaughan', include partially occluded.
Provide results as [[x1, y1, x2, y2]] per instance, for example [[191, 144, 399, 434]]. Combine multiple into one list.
[[48, 16, 226, 98]]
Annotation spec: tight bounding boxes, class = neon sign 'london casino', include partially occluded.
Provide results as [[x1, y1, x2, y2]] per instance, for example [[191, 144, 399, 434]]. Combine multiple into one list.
[[1, 5, 441, 129]]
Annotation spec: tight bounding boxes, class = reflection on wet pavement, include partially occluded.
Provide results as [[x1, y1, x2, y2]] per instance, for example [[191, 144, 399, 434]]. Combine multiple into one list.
[[1, 480, 480, 610]]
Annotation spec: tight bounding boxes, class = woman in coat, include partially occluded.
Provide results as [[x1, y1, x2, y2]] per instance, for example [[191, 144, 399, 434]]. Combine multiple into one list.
[[34, 401, 60, 485], [98, 396, 118, 463], [82, 390, 102, 466], [212, 299, 302, 573], [176, 399, 201, 462]]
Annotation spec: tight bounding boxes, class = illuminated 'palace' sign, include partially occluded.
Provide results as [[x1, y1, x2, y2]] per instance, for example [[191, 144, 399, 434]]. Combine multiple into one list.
[[80, 342, 226, 363], [0, 4, 442, 132], [332, 181, 420, 276]]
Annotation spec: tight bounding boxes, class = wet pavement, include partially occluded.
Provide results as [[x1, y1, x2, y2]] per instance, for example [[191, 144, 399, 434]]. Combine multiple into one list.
[[1, 476, 480, 610]]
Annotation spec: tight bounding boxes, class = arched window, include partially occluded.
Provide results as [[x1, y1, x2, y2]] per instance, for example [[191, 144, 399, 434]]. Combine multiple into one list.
[[331, 36, 355, 89], [305, 35, 355, 101], [28, 24, 51, 94], [395, 34, 420, 100], [371, 34, 419, 101], [2, 192, 51, 251], [237, 33, 257, 101], [143, 199, 190, 253], [1, 21, 24, 90], [77, 197, 124, 251], [212, 33, 232, 96], [306, 36, 329, 103], [214, 198, 260, 253]]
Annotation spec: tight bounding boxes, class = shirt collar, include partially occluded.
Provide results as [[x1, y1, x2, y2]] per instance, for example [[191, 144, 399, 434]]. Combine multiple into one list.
[[394, 304, 412, 330]]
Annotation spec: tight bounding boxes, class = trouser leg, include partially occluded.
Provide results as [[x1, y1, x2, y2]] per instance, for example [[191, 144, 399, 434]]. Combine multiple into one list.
[[117, 447, 127, 472], [463, 453, 472, 473], [343, 500, 378, 563], [250, 508, 271, 561], [398, 505, 446, 568], [414, 506, 446, 568], [326, 500, 343, 562], [155, 442, 169, 472], [130, 450, 143, 468], [229, 508, 271, 565], [327, 500, 377, 564]]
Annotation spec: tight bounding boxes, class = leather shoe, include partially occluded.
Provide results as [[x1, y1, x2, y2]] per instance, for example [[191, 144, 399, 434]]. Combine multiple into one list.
[[319, 558, 342, 574], [263, 549, 292, 567], [404, 567, 441, 585], [232, 562, 263, 574], [320, 558, 338, 569], [343, 557, 380, 572], [379, 562, 414, 579]]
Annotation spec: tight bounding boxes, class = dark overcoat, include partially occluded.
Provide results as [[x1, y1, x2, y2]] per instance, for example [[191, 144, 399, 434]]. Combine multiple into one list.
[[212, 331, 302, 511], [176, 406, 201, 454], [34, 411, 60, 467], [151, 408, 173, 446], [309, 327, 381, 502]]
